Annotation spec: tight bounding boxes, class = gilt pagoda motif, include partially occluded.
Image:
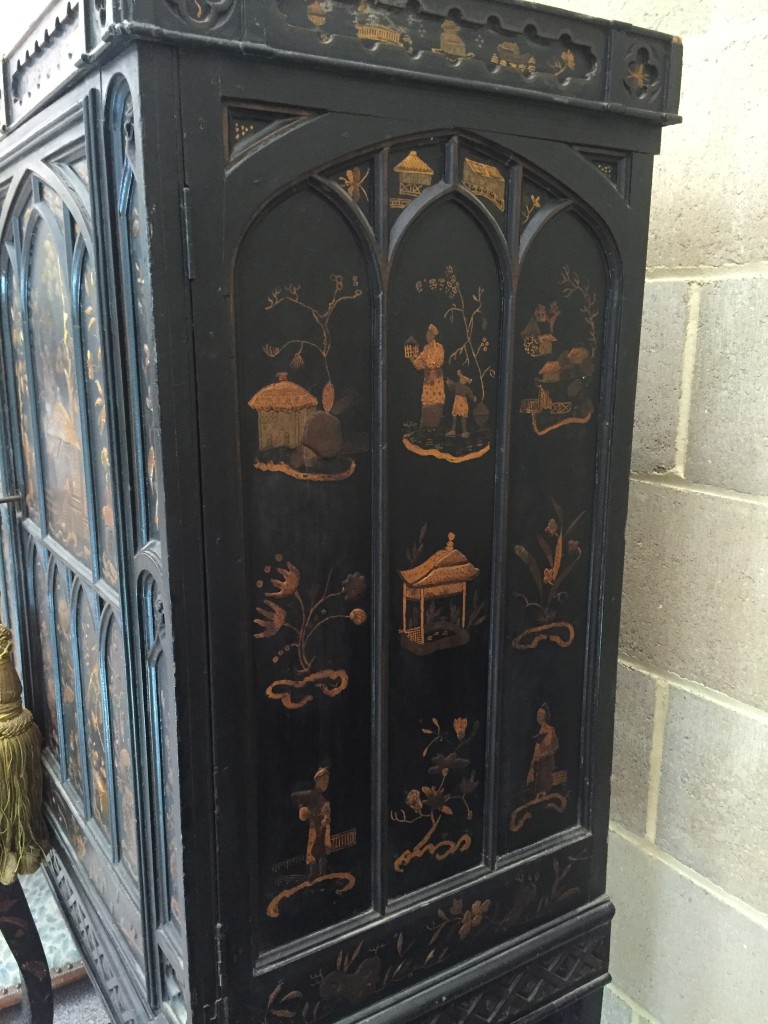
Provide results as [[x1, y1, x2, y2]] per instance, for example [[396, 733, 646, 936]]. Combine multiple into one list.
[[399, 533, 480, 655], [432, 19, 474, 59]]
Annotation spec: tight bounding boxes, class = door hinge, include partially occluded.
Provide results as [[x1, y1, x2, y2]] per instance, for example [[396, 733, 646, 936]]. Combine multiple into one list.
[[203, 923, 230, 1022], [215, 922, 227, 991], [181, 186, 195, 280], [205, 997, 230, 1024]]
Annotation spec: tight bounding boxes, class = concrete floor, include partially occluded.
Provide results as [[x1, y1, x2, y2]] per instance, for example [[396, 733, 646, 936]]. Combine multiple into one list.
[[0, 870, 113, 1022], [2, 977, 111, 1023]]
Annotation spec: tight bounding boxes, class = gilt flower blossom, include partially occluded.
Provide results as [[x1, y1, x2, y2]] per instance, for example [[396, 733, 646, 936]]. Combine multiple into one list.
[[406, 789, 423, 813], [253, 600, 286, 638], [421, 786, 453, 815], [266, 562, 301, 599], [459, 899, 491, 939], [453, 717, 468, 740]]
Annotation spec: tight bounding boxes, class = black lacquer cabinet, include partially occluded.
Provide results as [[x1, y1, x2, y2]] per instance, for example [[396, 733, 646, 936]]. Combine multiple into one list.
[[0, 3, 680, 1023]]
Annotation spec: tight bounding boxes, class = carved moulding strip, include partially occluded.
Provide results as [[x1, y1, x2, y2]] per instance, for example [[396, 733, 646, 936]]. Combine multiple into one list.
[[411, 923, 610, 1024], [264, 0, 681, 123], [46, 847, 143, 1024], [272, 0, 600, 95]]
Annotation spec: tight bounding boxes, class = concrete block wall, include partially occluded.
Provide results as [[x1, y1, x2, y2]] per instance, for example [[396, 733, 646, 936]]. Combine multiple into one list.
[[540, 2, 768, 1022]]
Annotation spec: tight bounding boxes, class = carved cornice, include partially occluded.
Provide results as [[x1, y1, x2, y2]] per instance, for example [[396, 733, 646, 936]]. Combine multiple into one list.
[[262, 0, 681, 123], [3, 1, 84, 128], [0, 1, 682, 133]]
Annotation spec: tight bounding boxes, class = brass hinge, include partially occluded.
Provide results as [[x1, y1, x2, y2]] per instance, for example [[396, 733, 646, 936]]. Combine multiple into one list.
[[215, 922, 227, 991], [203, 923, 229, 1022], [181, 186, 195, 280], [204, 997, 230, 1024]]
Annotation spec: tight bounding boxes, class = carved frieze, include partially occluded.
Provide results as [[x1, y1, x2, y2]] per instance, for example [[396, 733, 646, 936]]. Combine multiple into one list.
[[5, 1, 82, 123], [256, 841, 593, 1023], [412, 925, 609, 1024], [0, 1, 682, 130]]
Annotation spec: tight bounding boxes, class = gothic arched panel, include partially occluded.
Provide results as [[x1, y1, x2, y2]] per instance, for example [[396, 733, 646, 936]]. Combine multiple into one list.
[[26, 206, 91, 565], [30, 544, 60, 763], [2, 255, 39, 523], [75, 586, 110, 839], [104, 612, 139, 882], [51, 565, 83, 799], [235, 186, 376, 949], [386, 194, 506, 898], [78, 246, 118, 588], [500, 209, 612, 853]]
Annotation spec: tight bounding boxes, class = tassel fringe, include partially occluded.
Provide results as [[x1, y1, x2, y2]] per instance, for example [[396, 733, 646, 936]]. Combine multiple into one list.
[[0, 627, 49, 883], [0, 707, 49, 885]]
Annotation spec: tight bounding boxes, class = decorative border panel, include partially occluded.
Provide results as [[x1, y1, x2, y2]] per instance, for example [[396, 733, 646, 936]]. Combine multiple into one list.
[[47, 848, 146, 1024], [256, 838, 593, 1024], [2, 1, 86, 128], [0, 2, 681, 131], [412, 925, 609, 1024]]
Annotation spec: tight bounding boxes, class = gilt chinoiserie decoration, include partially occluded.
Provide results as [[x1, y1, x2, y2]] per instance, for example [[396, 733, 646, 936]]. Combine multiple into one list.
[[0, 2, 681, 1024], [399, 534, 480, 655]]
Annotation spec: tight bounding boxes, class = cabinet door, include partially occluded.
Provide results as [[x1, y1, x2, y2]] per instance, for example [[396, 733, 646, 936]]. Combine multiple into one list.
[[0, 119, 148, 1020], [181, 54, 643, 1024]]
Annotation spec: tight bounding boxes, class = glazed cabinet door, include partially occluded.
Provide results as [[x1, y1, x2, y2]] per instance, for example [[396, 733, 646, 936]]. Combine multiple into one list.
[[0, 66, 192, 1024], [0, 96, 150, 1020], [181, 53, 650, 1024]]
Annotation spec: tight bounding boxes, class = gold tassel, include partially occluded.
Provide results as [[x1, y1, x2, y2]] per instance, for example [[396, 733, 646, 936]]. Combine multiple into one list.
[[0, 623, 49, 885]]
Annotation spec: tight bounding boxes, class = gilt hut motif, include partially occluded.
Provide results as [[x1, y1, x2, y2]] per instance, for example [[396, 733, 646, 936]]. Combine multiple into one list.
[[248, 372, 317, 452], [462, 159, 506, 211], [393, 151, 435, 198]]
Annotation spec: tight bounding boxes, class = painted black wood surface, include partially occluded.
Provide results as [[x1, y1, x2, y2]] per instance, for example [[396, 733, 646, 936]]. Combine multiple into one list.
[[0, 4, 681, 1023]]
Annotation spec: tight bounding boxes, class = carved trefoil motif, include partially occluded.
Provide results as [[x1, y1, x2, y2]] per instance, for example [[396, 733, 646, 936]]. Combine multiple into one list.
[[164, 0, 236, 28]]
